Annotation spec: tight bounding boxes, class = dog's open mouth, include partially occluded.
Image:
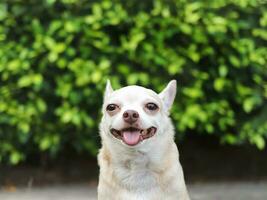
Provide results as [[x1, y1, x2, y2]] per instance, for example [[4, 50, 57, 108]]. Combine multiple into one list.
[[110, 127, 157, 146]]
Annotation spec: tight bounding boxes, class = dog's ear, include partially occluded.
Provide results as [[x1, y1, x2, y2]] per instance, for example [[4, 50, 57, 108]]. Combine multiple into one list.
[[159, 80, 177, 112], [104, 79, 113, 101]]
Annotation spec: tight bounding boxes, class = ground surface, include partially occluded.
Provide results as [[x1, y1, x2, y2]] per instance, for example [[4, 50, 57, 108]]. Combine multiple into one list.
[[0, 181, 267, 200]]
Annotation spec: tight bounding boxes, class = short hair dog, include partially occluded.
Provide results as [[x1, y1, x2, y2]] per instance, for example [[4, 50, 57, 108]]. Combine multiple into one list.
[[98, 80, 190, 200]]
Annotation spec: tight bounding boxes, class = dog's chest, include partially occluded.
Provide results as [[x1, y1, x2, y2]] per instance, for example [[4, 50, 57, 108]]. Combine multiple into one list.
[[114, 151, 160, 190]]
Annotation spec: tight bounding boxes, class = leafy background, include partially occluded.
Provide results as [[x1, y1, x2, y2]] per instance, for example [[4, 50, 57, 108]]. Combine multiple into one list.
[[0, 0, 267, 165]]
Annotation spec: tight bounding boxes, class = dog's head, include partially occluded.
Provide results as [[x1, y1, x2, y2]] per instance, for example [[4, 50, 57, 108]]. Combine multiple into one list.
[[100, 80, 176, 148]]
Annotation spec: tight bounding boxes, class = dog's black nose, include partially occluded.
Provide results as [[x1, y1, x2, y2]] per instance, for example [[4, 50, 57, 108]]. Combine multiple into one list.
[[123, 110, 139, 124]]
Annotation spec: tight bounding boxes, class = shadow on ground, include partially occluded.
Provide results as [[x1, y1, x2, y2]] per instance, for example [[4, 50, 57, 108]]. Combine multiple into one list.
[[1, 182, 267, 200], [1, 134, 267, 199]]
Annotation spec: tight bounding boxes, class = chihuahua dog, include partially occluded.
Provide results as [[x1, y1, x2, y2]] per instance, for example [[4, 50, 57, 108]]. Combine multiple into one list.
[[98, 80, 190, 200]]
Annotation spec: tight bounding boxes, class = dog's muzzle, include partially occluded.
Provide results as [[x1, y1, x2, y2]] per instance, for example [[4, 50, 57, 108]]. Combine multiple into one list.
[[110, 127, 157, 146]]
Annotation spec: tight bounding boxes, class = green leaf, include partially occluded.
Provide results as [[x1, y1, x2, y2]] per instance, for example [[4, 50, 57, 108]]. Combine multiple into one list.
[[10, 151, 23, 165], [0, 3, 7, 20], [252, 135, 265, 150], [214, 78, 225, 91]]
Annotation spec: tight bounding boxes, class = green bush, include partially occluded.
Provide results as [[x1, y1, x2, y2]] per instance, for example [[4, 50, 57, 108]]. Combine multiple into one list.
[[0, 0, 267, 164]]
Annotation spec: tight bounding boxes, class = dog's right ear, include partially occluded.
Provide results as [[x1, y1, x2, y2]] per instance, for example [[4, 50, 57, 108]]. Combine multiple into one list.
[[104, 79, 113, 101]]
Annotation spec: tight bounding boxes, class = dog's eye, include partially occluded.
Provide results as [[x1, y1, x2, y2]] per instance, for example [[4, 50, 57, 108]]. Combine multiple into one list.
[[106, 104, 118, 112], [145, 103, 158, 111]]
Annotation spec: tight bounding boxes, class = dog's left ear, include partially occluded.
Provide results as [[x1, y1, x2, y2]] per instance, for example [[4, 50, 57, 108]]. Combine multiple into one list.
[[104, 79, 113, 101], [159, 80, 177, 112]]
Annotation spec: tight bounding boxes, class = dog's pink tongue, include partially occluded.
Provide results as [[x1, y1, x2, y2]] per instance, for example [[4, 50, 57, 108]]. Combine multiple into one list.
[[122, 131, 140, 146]]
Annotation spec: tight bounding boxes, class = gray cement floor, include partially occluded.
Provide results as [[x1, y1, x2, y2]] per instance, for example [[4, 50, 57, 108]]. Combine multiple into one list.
[[0, 182, 267, 200]]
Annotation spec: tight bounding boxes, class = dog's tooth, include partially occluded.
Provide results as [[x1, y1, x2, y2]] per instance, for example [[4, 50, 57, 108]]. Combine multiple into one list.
[[141, 130, 147, 136]]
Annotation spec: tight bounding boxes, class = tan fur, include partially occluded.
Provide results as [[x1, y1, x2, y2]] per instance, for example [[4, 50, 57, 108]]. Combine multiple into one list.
[[98, 81, 190, 200]]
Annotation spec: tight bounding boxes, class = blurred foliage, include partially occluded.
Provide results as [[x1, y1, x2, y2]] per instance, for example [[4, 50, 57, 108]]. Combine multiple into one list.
[[0, 0, 267, 164]]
